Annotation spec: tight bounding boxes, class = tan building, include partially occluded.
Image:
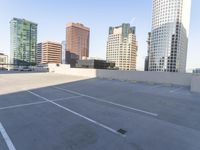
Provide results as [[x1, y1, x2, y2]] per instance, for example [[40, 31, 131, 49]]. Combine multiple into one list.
[[66, 23, 90, 60], [42, 41, 61, 64], [106, 23, 137, 71]]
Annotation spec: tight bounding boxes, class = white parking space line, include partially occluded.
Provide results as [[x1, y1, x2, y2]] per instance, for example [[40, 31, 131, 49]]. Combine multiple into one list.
[[50, 96, 82, 101], [27, 91, 125, 137], [0, 122, 16, 150], [54, 87, 158, 117], [170, 87, 185, 93], [0, 96, 82, 111]]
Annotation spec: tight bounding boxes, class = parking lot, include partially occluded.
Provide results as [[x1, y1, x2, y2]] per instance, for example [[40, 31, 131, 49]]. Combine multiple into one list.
[[0, 72, 200, 150]]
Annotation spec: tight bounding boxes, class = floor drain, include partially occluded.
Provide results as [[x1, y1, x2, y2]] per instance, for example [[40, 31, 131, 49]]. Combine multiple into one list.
[[117, 129, 127, 135]]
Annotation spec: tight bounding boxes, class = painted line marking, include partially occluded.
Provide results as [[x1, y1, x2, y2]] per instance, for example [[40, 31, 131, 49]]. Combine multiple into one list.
[[54, 87, 158, 117], [50, 96, 82, 101], [27, 91, 125, 137], [0, 96, 82, 111], [170, 87, 185, 93], [0, 122, 16, 150]]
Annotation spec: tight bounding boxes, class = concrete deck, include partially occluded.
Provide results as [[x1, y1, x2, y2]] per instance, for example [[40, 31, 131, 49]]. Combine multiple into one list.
[[0, 73, 200, 150]]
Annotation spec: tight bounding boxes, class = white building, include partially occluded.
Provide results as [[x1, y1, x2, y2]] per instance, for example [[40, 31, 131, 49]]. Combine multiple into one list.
[[149, 0, 192, 72], [106, 23, 137, 71]]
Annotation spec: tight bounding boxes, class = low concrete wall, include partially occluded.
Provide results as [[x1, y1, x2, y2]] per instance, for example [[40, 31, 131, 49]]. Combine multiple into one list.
[[191, 75, 200, 93], [96, 70, 192, 86], [47, 64, 200, 93], [48, 64, 96, 78], [48, 64, 70, 73]]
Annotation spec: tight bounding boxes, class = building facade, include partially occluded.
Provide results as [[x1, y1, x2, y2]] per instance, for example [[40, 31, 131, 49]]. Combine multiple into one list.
[[0, 53, 8, 64], [149, 0, 192, 72], [66, 23, 90, 60], [193, 68, 200, 74], [61, 41, 66, 64], [36, 43, 42, 65], [0, 53, 8, 70], [76, 59, 115, 69], [144, 32, 151, 71], [10, 18, 37, 65], [106, 23, 137, 71], [42, 41, 62, 64]]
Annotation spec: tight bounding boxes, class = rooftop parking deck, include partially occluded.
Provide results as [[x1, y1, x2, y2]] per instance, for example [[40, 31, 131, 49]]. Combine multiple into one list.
[[0, 72, 200, 150]]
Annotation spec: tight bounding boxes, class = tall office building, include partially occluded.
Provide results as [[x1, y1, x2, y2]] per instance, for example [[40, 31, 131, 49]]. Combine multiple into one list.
[[61, 41, 66, 64], [106, 23, 137, 71], [66, 23, 90, 60], [149, 0, 192, 72], [36, 43, 42, 65], [42, 41, 61, 64], [10, 18, 37, 65]]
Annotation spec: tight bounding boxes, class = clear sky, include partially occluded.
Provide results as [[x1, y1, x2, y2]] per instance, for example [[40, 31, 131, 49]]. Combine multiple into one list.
[[0, 0, 199, 71]]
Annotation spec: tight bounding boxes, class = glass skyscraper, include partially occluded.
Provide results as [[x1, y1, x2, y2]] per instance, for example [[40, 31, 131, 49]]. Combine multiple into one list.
[[10, 18, 37, 65], [149, 0, 191, 72]]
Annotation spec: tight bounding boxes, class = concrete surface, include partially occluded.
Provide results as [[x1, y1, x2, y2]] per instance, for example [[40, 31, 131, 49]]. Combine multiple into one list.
[[0, 73, 200, 150]]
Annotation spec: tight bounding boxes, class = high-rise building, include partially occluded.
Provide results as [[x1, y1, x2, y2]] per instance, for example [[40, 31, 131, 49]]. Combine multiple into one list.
[[10, 18, 37, 65], [61, 41, 66, 64], [144, 32, 151, 71], [36, 43, 42, 65], [42, 41, 62, 64], [66, 23, 90, 60], [106, 23, 137, 71], [149, 0, 192, 72]]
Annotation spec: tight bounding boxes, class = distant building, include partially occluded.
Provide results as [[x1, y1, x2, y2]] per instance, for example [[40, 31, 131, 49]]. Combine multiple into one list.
[[76, 59, 115, 69], [149, 0, 192, 72], [193, 68, 200, 74], [106, 23, 137, 71], [10, 18, 37, 65], [36, 43, 43, 65], [0, 53, 8, 64], [42, 41, 62, 64], [66, 23, 90, 60], [144, 32, 151, 71], [0, 53, 8, 70], [61, 41, 66, 64]]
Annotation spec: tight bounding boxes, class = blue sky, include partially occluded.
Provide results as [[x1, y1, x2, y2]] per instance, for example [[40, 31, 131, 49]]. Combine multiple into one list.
[[0, 0, 199, 71]]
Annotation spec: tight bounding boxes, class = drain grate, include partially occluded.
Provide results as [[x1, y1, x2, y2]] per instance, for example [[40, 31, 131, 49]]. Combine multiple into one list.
[[117, 129, 127, 135]]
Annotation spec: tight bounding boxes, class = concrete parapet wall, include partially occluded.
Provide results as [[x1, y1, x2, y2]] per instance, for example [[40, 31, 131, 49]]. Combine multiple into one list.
[[96, 70, 192, 86], [191, 75, 200, 93], [65, 68, 97, 78], [47, 64, 200, 93]]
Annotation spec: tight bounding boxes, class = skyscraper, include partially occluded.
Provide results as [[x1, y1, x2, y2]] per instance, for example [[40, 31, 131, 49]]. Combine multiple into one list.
[[149, 0, 192, 72], [66, 23, 90, 60], [106, 23, 137, 71], [42, 41, 61, 64], [10, 18, 37, 65]]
